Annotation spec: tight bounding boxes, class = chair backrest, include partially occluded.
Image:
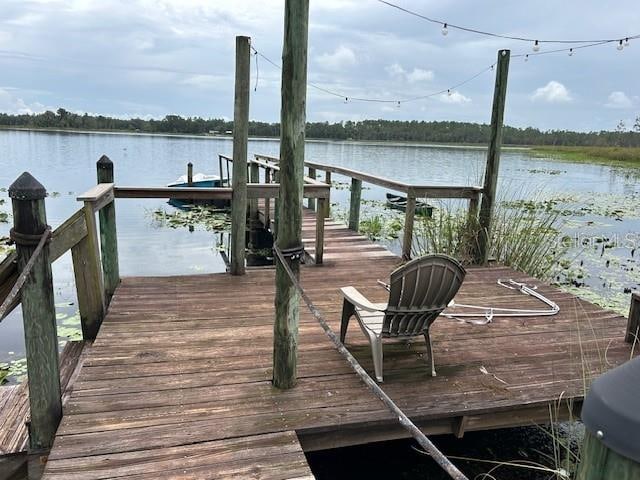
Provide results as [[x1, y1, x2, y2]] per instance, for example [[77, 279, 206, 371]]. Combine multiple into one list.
[[382, 254, 466, 337]]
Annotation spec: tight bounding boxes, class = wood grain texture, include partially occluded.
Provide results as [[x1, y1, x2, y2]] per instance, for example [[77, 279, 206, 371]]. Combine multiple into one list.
[[40, 208, 636, 479]]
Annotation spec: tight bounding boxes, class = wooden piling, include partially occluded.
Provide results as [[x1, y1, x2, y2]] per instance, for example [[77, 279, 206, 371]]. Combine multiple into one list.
[[8, 173, 62, 453], [348, 178, 362, 231], [577, 431, 640, 480], [273, 0, 309, 390], [264, 168, 272, 228], [96, 155, 120, 302], [475, 49, 510, 265], [315, 198, 326, 264], [187, 162, 193, 186], [401, 191, 416, 261], [230, 35, 251, 276], [625, 292, 640, 344], [324, 171, 331, 219], [249, 161, 260, 223], [307, 167, 316, 211]]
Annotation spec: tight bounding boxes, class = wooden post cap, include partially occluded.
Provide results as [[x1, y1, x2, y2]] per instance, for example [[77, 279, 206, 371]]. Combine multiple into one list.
[[97, 155, 113, 169], [8, 172, 46, 200]]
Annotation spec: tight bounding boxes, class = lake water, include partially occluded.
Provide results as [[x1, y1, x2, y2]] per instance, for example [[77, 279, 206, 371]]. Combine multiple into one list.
[[1, 129, 639, 378]]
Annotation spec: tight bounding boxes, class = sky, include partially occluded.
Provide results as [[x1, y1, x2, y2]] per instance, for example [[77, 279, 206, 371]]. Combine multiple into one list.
[[0, 0, 639, 131]]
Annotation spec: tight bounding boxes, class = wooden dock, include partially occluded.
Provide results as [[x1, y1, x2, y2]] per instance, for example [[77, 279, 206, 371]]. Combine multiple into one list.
[[38, 209, 635, 479]]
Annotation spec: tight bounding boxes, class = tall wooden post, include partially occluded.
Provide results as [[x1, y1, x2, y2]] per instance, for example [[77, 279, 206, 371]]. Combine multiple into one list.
[[273, 0, 309, 390], [402, 191, 416, 261], [8, 173, 62, 454], [249, 161, 260, 223], [230, 35, 251, 275], [625, 293, 640, 344], [348, 178, 362, 231], [187, 162, 193, 186], [475, 49, 510, 264], [264, 168, 272, 228], [324, 171, 331, 219], [96, 155, 120, 303]]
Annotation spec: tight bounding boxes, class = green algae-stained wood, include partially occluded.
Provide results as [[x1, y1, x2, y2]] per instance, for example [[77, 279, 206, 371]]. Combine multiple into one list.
[[324, 170, 331, 219], [72, 202, 105, 340], [8, 172, 62, 452], [273, 0, 309, 390], [96, 155, 120, 302], [476, 49, 510, 265], [348, 178, 362, 231], [577, 431, 640, 480], [230, 36, 251, 276], [401, 192, 416, 261]]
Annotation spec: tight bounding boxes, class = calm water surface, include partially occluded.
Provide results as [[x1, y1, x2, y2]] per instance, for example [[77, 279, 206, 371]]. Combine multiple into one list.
[[1, 130, 638, 371]]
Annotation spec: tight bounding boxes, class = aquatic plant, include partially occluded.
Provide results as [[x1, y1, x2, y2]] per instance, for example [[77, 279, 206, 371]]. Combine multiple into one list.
[[149, 205, 231, 231]]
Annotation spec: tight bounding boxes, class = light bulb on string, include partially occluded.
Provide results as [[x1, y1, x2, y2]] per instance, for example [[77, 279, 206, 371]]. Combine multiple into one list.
[[617, 40, 624, 51], [533, 40, 540, 52], [447, 89, 452, 96], [396, 101, 401, 109], [624, 37, 630, 47], [344, 97, 349, 104], [568, 48, 574, 56], [524, 54, 529, 62], [441, 23, 448, 36]]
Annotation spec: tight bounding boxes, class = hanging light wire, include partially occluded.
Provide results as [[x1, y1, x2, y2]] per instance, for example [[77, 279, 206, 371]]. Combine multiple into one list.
[[377, 0, 640, 45], [251, 45, 495, 105]]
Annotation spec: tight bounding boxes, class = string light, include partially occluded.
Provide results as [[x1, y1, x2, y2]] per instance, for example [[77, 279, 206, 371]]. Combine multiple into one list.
[[441, 23, 448, 36], [524, 54, 529, 62], [624, 37, 630, 47], [377, 0, 640, 46], [568, 48, 574, 56], [251, 45, 494, 106], [617, 40, 624, 51], [533, 40, 540, 52]]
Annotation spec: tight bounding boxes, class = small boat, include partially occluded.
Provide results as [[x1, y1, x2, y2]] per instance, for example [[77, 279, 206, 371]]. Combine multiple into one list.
[[386, 193, 433, 217], [167, 173, 230, 210]]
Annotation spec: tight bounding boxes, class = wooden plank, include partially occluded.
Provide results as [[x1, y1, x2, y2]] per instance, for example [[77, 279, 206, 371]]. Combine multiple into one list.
[[114, 186, 233, 200], [49, 208, 87, 262], [77, 183, 114, 212]]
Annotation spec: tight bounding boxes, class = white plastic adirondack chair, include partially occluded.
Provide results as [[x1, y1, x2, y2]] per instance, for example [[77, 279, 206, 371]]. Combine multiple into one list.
[[340, 254, 466, 382]]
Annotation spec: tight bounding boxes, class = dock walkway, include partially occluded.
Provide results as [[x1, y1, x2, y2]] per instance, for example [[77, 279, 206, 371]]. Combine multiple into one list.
[[42, 209, 635, 479]]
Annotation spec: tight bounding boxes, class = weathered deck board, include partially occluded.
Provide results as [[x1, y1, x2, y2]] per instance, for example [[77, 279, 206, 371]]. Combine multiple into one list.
[[42, 209, 636, 478]]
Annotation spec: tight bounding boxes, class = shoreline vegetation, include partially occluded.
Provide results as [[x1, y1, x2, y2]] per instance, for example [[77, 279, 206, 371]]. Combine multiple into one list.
[[2, 124, 640, 166]]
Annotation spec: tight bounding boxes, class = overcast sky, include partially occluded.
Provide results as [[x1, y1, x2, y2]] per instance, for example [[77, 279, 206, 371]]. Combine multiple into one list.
[[0, 0, 638, 131]]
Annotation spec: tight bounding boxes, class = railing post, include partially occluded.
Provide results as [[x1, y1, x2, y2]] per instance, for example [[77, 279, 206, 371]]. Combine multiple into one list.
[[264, 167, 272, 228], [402, 190, 416, 261], [273, 0, 309, 390], [249, 160, 260, 223], [96, 155, 120, 303], [307, 167, 316, 211], [8, 173, 62, 455], [475, 49, 510, 265], [315, 197, 326, 264], [187, 162, 193, 186], [625, 293, 640, 344], [273, 170, 280, 236], [230, 35, 251, 275], [324, 170, 331, 219], [348, 178, 362, 231], [72, 200, 106, 340]]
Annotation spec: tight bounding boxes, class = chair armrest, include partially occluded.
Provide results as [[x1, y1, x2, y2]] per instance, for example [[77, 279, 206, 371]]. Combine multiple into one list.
[[340, 286, 387, 313]]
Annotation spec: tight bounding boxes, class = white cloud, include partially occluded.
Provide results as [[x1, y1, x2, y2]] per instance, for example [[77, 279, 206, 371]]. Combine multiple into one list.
[[605, 91, 634, 109], [316, 45, 357, 70], [0, 88, 45, 114], [531, 81, 572, 103], [385, 63, 433, 83], [439, 91, 471, 104], [406, 68, 434, 83]]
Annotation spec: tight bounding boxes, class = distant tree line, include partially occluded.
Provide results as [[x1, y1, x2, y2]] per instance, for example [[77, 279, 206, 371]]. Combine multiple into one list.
[[1, 108, 640, 147]]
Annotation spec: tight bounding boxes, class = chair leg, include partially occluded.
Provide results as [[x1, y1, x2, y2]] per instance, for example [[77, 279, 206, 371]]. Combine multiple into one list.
[[369, 336, 384, 382], [340, 299, 355, 343], [424, 329, 436, 377]]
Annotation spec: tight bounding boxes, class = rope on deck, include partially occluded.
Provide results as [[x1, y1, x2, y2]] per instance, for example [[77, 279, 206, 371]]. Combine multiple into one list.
[[0, 227, 51, 321], [273, 245, 469, 480]]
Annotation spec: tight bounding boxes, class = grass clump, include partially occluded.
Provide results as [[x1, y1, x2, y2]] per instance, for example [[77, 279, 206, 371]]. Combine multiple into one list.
[[413, 196, 568, 280]]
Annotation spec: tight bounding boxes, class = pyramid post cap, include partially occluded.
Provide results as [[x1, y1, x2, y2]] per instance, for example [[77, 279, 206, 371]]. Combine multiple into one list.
[[8, 172, 47, 200]]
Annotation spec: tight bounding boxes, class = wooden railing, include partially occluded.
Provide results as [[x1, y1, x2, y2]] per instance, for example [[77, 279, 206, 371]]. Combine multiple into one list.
[[253, 154, 483, 261]]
